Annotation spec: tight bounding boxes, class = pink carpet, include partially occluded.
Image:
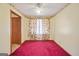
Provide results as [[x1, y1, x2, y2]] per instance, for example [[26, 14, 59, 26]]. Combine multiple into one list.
[[10, 40, 71, 56]]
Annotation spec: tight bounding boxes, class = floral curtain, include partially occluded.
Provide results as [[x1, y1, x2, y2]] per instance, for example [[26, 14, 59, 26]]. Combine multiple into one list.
[[29, 18, 50, 40]]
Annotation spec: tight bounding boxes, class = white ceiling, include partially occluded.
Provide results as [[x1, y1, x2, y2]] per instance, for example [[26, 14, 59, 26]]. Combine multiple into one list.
[[11, 3, 68, 18]]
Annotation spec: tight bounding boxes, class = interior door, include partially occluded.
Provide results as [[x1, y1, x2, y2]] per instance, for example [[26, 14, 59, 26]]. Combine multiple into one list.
[[11, 17, 21, 44]]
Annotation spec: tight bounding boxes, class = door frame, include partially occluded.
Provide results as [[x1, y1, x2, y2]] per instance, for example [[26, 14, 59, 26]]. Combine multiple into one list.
[[10, 10, 21, 53]]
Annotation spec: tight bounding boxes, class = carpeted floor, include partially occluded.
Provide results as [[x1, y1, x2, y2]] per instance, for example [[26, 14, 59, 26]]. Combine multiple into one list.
[[10, 40, 71, 56]]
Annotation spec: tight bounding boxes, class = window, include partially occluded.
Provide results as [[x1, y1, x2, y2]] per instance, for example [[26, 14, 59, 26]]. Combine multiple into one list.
[[29, 19, 50, 40], [36, 19, 43, 34]]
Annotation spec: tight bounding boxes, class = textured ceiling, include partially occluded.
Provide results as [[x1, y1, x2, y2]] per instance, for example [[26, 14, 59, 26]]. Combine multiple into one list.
[[11, 3, 68, 18]]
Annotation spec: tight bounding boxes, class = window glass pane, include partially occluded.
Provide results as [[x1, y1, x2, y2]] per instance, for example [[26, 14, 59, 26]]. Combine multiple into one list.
[[36, 19, 43, 34]]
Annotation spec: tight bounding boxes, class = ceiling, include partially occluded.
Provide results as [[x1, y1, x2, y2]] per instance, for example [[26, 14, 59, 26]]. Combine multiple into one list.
[[11, 3, 68, 18]]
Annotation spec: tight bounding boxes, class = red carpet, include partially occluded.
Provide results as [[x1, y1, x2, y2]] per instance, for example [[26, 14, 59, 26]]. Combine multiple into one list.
[[10, 40, 71, 56]]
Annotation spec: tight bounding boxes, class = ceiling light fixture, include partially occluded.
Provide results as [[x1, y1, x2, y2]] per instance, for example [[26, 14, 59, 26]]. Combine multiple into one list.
[[36, 9, 41, 14], [35, 3, 43, 14], [36, 3, 42, 8], [36, 8, 42, 14]]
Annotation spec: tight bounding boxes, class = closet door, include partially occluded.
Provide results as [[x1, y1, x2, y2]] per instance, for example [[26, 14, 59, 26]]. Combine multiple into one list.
[[11, 17, 21, 44]]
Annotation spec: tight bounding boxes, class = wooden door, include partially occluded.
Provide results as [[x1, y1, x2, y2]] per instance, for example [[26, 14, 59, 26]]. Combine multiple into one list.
[[11, 17, 21, 44]]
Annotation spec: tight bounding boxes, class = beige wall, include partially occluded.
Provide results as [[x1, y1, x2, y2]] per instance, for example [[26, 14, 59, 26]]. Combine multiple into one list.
[[50, 4, 79, 55], [0, 4, 29, 55], [0, 4, 10, 54]]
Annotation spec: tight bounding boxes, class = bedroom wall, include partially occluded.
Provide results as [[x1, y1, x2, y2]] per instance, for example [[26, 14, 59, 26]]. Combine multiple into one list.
[[0, 4, 29, 55], [50, 4, 79, 55], [0, 4, 10, 55]]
